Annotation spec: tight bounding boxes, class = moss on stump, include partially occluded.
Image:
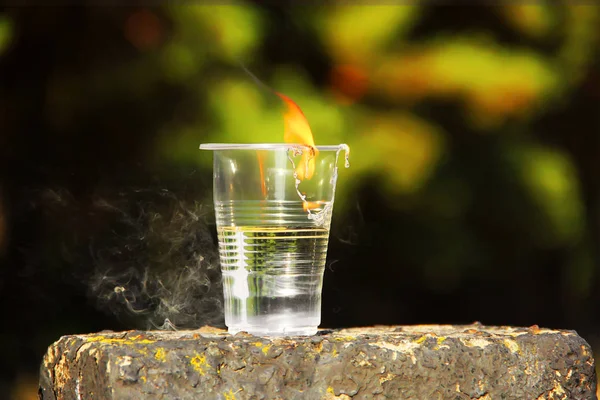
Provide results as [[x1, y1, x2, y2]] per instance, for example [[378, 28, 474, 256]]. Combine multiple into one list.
[[39, 324, 597, 399]]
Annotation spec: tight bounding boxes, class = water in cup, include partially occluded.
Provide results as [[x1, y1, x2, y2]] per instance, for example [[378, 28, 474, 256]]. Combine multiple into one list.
[[219, 223, 329, 336]]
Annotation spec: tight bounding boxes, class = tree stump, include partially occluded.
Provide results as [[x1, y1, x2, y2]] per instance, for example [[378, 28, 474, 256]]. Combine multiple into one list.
[[39, 324, 597, 400]]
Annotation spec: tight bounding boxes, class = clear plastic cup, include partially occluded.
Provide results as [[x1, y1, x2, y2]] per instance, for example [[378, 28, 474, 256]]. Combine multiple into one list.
[[200, 143, 349, 336]]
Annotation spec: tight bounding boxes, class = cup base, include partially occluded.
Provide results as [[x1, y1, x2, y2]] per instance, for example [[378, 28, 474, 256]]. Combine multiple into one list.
[[228, 325, 318, 337]]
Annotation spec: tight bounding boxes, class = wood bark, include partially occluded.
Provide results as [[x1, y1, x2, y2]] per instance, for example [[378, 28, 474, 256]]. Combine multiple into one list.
[[39, 324, 597, 400]]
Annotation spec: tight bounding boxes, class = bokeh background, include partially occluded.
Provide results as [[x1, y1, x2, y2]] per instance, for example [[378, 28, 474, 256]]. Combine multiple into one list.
[[1, 3, 600, 398]]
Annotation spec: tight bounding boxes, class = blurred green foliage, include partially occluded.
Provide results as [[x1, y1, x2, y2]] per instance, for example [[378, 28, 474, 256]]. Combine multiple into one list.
[[513, 144, 584, 247], [148, 2, 600, 313], [151, 3, 598, 253], [0, 16, 11, 55]]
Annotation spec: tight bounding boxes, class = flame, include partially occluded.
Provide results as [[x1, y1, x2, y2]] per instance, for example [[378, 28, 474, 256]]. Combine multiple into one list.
[[255, 89, 319, 213], [275, 92, 319, 180]]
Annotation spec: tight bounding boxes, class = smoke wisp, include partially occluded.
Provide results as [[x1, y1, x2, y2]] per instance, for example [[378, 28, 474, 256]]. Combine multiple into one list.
[[38, 186, 224, 330]]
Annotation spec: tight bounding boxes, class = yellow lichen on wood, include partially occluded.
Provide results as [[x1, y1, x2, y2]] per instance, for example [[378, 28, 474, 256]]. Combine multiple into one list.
[[324, 386, 352, 400], [137, 346, 150, 356], [415, 335, 428, 344], [189, 353, 209, 376], [433, 336, 448, 350], [86, 335, 155, 346], [332, 336, 355, 342], [253, 341, 272, 356], [261, 345, 271, 356], [154, 348, 167, 362]]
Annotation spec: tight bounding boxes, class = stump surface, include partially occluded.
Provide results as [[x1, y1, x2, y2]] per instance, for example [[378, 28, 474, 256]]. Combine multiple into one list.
[[39, 324, 597, 400]]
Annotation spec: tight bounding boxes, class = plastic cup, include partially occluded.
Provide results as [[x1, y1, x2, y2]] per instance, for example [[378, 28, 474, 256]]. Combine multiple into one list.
[[200, 143, 349, 336]]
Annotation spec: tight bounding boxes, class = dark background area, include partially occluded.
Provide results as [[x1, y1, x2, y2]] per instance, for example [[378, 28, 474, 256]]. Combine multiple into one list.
[[0, 3, 599, 398]]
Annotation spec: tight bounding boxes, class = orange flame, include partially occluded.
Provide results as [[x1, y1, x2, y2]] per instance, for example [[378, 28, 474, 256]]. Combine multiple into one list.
[[275, 92, 319, 180], [255, 89, 319, 210]]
